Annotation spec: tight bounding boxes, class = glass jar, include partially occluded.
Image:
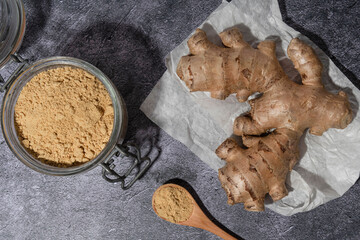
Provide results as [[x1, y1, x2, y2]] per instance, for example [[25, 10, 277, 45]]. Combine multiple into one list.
[[0, 1, 151, 189], [0, 0, 25, 69]]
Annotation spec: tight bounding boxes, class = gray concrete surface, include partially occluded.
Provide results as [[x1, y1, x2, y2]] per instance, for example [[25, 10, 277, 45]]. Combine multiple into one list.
[[0, 0, 359, 239]]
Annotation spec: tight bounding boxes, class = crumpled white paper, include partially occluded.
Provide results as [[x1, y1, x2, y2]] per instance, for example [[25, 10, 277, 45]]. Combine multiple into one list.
[[140, 0, 360, 215]]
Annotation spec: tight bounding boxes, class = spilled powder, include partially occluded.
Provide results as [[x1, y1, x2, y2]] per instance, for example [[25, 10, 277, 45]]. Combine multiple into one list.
[[14, 66, 114, 167], [153, 186, 194, 223]]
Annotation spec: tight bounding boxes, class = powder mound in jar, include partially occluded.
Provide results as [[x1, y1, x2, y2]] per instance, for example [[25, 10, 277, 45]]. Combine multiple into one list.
[[153, 186, 194, 223], [14, 66, 114, 167]]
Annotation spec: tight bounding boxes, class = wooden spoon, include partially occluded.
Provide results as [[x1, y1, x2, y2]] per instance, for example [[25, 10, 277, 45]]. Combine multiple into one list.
[[152, 183, 239, 240]]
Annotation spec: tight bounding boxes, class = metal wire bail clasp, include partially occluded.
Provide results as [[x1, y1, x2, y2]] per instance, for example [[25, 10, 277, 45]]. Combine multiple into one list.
[[100, 143, 151, 190], [0, 53, 29, 92]]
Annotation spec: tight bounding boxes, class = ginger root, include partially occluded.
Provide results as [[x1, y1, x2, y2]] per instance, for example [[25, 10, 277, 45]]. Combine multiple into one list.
[[176, 28, 352, 211]]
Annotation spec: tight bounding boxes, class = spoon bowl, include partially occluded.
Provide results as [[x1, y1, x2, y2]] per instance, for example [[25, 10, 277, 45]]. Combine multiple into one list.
[[152, 183, 239, 240]]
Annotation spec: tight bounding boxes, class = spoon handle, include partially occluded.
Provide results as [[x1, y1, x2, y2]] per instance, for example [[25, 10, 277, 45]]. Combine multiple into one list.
[[184, 205, 239, 240], [199, 218, 239, 240]]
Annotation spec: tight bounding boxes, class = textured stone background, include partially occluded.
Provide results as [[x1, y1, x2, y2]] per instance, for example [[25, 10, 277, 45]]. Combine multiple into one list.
[[0, 0, 359, 239]]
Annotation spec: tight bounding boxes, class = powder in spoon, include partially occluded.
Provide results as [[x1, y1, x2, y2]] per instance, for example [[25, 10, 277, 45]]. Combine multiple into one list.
[[14, 66, 114, 167], [153, 186, 194, 223]]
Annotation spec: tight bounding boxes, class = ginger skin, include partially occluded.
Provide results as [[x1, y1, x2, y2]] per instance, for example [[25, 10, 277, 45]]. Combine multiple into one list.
[[176, 28, 352, 211]]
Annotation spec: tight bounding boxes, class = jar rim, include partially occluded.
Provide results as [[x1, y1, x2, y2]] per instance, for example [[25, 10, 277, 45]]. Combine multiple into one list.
[[1, 56, 128, 175], [0, 0, 26, 69]]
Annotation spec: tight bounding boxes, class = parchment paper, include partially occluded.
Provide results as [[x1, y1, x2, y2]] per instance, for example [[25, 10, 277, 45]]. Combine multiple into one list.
[[140, 0, 360, 215]]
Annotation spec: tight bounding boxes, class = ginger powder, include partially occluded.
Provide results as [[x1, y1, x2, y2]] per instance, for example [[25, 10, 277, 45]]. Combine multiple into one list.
[[153, 185, 194, 223], [14, 66, 114, 167]]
